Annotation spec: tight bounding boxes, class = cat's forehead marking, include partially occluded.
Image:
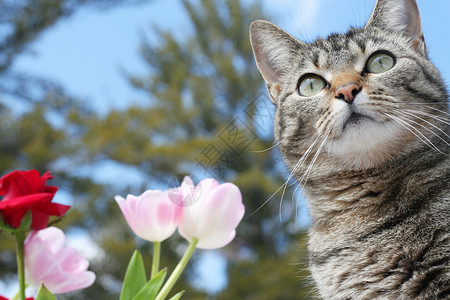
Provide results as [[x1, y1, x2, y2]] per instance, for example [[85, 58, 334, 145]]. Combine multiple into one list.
[[349, 40, 367, 72], [296, 30, 406, 83], [304, 34, 366, 78], [318, 54, 326, 67], [303, 51, 331, 79]]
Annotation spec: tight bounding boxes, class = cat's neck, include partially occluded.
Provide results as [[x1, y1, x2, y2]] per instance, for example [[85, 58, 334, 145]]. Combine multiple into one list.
[[302, 143, 449, 237]]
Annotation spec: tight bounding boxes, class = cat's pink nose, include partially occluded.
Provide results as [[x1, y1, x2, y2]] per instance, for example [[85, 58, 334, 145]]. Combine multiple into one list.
[[335, 83, 361, 104]]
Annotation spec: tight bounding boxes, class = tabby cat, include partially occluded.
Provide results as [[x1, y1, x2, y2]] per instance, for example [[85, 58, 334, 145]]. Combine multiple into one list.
[[249, 0, 449, 298]]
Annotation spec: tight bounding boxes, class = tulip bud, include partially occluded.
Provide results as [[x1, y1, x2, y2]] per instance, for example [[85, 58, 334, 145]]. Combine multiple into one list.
[[177, 177, 245, 249], [115, 190, 182, 242]]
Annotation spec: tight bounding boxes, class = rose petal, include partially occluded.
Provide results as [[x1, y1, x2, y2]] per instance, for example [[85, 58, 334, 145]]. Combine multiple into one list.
[[30, 209, 50, 230], [0, 207, 28, 228], [0, 193, 54, 210], [0, 170, 65, 229]]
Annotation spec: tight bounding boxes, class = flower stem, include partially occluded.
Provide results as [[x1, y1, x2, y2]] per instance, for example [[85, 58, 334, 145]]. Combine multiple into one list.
[[155, 238, 198, 300], [151, 241, 161, 279], [15, 231, 26, 300], [12, 291, 20, 300]]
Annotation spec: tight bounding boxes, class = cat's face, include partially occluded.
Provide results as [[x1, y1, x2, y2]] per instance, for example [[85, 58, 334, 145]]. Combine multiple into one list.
[[250, 0, 448, 170]]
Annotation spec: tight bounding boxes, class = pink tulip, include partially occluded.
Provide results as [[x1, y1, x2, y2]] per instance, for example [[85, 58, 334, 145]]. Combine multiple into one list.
[[115, 190, 182, 242], [167, 176, 202, 207], [24, 227, 95, 294], [177, 177, 245, 249]]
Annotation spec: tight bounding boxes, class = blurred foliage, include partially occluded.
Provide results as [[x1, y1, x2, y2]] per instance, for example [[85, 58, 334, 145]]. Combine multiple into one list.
[[0, 0, 316, 299]]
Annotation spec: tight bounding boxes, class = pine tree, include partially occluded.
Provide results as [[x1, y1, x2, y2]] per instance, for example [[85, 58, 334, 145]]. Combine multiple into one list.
[[0, 0, 316, 298], [78, 0, 315, 298]]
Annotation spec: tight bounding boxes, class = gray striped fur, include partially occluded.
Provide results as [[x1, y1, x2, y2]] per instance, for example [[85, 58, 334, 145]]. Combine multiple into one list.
[[250, 0, 449, 299]]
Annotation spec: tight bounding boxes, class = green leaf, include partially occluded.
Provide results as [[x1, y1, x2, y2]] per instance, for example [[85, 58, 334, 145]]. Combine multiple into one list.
[[0, 210, 31, 234], [35, 283, 57, 300], [120, 250, 147, 300], [17, 210, 32, 231], [132, 269, 167, 300], [167, 291, 185, 300]]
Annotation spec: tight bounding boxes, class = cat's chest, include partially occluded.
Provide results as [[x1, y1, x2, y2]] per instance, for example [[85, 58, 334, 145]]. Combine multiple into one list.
[[307, 212, 448, 300], [308, 239, 410, 300]]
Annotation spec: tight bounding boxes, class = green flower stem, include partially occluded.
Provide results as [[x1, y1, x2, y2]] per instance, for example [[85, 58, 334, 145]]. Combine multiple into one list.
[[151, 241, 161, 279], [15, 231, 26, 300], [12, 291, 20, 300], [155, 238, 198, 300]]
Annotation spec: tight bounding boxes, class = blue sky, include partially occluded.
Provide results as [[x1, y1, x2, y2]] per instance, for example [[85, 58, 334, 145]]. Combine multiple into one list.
[[3, 0, 450, 296], [11, 0, 449, 225], [12, 0, 450, 115], [10, 0, 450, 189]]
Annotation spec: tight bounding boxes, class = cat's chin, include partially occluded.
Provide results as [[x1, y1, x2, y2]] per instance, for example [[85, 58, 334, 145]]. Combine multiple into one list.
[[342, 113, 374, 130], [326, 120, 404, 169]]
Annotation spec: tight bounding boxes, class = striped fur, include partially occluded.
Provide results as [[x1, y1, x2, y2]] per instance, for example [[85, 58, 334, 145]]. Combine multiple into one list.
[[250, 0, 449, 298]]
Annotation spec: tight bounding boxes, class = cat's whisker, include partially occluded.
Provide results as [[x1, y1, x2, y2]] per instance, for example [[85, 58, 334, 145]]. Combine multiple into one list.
[[304, 284, 319, 298], [383, 113, 444, 154], [291, 182, 303, 227], [403, 109, 450, 125], [397, 102, 450, 105], [394, 109, 450, 143], [384, 113, 437, 150], [378, 95, 449, 107], [250, 141, 282, 153], [383, 93, 449, 106], [389, 92, 449, 102], [403, 102, 449, 105], [424, 105, 450, 117], [249, 133, 321, 219], [394, 102, 450, 116], [392, 105, 450, 121], [390, 110, 450, 148], [293, 133, 330, 225], [278, 133, 323, 222]]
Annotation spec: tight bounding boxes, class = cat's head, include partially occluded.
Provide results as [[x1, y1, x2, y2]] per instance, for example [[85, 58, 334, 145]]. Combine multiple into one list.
[[250, 0, 448, 170]]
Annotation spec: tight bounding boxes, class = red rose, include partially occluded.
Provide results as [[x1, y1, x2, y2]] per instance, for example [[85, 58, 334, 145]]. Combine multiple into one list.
[[0, 170, 70, 230]]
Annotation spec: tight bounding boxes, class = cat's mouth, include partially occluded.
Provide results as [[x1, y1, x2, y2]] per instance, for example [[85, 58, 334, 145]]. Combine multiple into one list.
[[343, 112, 374, 129]]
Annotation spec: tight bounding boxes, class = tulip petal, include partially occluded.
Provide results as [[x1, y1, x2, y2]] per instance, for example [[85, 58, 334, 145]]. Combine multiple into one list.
[[35, 227, 66, 253], [57, 247, 89, 273], [167, 187, 183, 206], [180, 176, 197, 206], [115, 190, 181, 242], [53, 270, 96, 293], [24, 227, 95, 294], [178, 181, 244, 249], [196, 178, 219, 197]]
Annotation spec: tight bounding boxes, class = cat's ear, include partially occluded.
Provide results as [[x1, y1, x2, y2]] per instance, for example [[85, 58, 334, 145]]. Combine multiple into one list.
[[365, 0, 426, 53], [250, 20, 304, 103]]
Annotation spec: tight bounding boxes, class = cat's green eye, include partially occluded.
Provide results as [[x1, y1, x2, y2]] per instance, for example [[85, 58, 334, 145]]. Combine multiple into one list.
[[366, 52, 395, 74], [298, 75, 327, 97]]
